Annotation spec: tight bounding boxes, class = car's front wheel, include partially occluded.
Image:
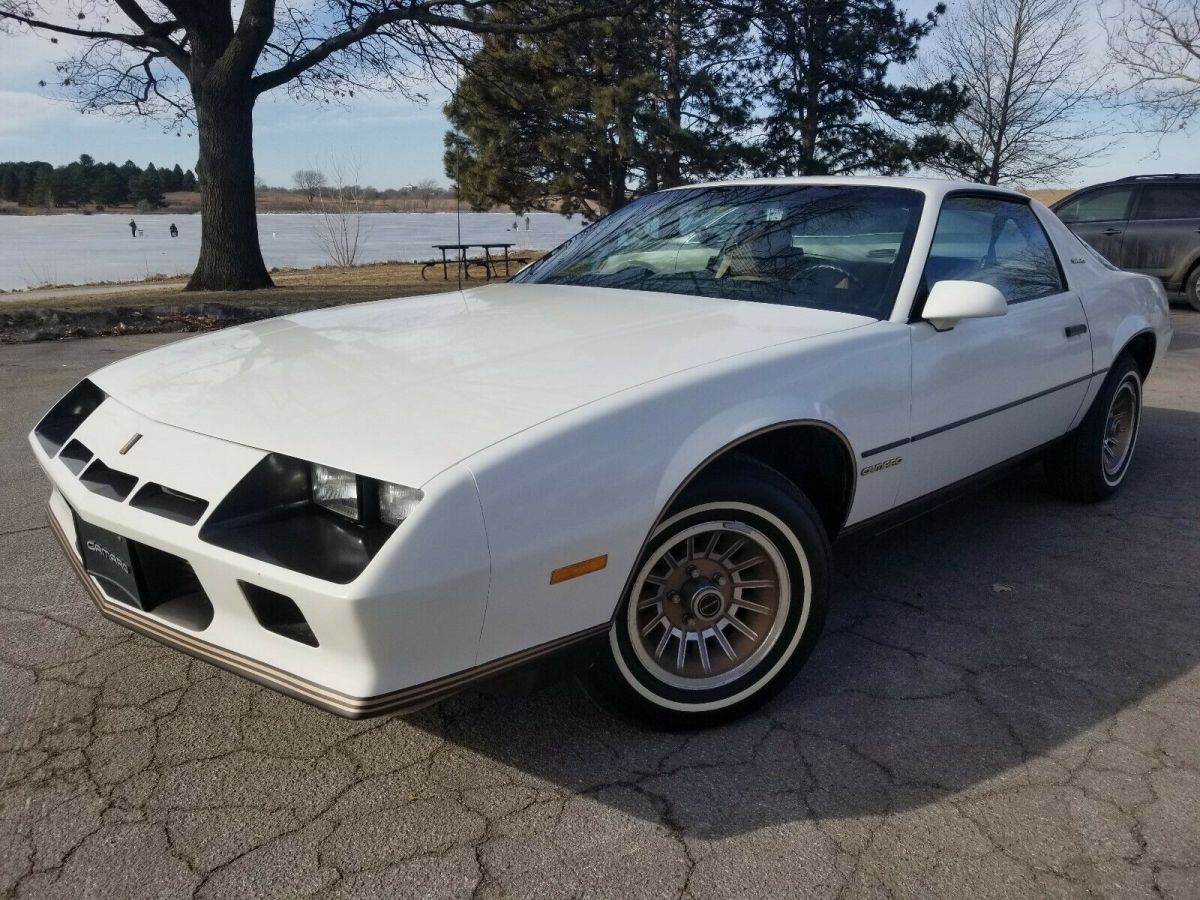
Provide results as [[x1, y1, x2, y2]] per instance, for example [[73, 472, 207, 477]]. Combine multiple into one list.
[[582, 458, 830, 729]]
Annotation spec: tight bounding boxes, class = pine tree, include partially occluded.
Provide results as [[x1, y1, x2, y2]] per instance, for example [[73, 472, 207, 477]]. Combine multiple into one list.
[[132, 165, 166, 208], [55, 161, 90, 207], [751, 0, 964, 175], [92, 165, 127, 206], [29, 167, 54, 208], [446, 2, 753, 218]]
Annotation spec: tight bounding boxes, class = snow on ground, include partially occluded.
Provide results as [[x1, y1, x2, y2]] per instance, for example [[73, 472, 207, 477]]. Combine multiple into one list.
[[0, 211, 585, 291]]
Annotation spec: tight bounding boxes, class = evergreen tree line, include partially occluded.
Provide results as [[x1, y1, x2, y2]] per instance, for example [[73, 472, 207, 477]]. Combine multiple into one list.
[[0, 155, 198, 210], [445, 0, 975, 218]]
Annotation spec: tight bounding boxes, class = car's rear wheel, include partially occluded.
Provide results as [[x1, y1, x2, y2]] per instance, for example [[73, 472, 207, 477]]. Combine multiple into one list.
[[1044, 355, 1143, 502], [1185, 265, 1200, 312], [581, 458, 830, 729]]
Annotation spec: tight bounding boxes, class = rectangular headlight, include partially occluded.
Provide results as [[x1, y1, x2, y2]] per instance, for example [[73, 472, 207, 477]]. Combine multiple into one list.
[[378, 481, 423, 527], [311, 463, 359, 521]]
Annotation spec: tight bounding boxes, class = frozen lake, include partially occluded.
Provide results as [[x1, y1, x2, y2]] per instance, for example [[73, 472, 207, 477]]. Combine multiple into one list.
[[0, 211, 585, 292]]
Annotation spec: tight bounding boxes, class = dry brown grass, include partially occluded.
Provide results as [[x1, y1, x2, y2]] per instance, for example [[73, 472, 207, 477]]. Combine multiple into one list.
[[160, 191, 469, 215], [1, 258, 539, 312], [0, 192, 479, 216], [1023, 188, 1074, 205], [0, 261, 474, 341]]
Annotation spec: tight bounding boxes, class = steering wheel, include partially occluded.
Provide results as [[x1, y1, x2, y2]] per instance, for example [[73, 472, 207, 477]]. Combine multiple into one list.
[[709, 221, 770, 278], [790, 263, 863, 291]]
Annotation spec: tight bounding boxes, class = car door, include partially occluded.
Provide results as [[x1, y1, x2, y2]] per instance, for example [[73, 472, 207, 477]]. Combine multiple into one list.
[[1120, 183, 1200, 285], [1054, 185, 1135, 267], [897, 195, 1093, 504]]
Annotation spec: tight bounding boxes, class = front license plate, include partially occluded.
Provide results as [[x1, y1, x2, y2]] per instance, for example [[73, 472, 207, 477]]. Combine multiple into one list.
[[75, 515, 142, 607]]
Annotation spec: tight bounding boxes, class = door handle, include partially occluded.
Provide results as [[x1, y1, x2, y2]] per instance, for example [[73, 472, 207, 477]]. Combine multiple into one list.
[[1102, 228, 1122, 236], [1065, 323, 1088, 338]]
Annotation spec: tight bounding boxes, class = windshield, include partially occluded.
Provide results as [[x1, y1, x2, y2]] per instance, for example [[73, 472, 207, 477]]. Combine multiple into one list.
[[514, 185, 924, 319]]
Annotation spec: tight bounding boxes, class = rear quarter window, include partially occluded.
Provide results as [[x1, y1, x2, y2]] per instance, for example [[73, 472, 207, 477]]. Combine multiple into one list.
[[1135, 185, 1200, 220]]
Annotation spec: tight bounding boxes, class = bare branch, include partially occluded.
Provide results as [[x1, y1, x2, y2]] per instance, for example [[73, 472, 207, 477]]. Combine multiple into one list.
[[1, 3, 191, 73], [252, 0, 635, 95], [918, 0, 1112, 184], [1105, 0, 1200, 135]]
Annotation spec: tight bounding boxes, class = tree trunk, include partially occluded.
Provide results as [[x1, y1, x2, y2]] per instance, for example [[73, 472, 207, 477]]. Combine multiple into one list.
[[662, 0, 684, 187], [186, 85, 273, 291]]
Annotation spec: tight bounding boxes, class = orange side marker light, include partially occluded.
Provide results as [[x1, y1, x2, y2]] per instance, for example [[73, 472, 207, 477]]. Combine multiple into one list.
[[549, 554, 608, 585]]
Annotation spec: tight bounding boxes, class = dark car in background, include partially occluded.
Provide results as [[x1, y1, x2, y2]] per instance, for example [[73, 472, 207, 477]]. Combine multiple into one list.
[[1052, 174, 1200, 311]]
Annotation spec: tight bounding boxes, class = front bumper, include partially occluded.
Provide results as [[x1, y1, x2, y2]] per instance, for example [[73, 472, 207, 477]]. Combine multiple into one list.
[[46, 505, 439, 717], [33, 391, 501, 718]]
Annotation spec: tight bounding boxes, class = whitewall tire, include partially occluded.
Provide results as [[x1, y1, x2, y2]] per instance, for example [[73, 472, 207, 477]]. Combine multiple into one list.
[[582, 457, 831, 728], [1045, 355, 1143, 502]]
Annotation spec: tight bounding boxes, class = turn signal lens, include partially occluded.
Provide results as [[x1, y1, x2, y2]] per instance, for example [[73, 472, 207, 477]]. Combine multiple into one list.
[[311, 464, 359, 521], [378, 482, 423, 527]]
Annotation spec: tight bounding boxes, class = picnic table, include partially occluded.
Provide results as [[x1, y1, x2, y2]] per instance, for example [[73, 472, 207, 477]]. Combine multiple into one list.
[[422, 243, 526, 281]]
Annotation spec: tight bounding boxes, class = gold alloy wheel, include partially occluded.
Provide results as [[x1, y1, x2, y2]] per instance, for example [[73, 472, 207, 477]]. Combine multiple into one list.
[[627, 520, 790, 691], [1102, 375, 1139, 483]]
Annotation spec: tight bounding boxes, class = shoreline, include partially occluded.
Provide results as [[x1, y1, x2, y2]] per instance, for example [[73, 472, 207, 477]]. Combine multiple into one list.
[[0, 189, 551, 217], [1, 258, 458, 298], [0, 206, 501, 217], [0, 257, 534, 343]]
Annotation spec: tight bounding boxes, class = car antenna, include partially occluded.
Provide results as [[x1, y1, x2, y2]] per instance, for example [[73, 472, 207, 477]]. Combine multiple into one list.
[[455, 64, 464, 292]]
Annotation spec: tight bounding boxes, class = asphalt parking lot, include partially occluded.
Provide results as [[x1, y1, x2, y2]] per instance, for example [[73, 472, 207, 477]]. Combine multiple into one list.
[[1, 311, 1198, 900]]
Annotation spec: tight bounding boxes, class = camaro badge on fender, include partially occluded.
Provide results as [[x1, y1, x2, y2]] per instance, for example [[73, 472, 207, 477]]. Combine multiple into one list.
[[861, 457, 902, 476]]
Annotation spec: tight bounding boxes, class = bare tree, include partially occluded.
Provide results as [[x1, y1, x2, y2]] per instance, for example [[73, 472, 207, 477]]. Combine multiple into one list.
[[0, 1, 627, 292], [313, 159, 369, 267], [919, 0, 1110, 185], [413, 177, 441, 208], [1105, 0, 1200, 136], [292, 169, 326, 204]]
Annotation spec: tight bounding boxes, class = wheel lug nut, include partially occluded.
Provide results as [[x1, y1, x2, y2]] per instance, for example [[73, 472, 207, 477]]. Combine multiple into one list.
[[686, 616, 697, 627], [688, 566, 700, 579], [669, 592, 681, 605], [714, 573, 727, 587]]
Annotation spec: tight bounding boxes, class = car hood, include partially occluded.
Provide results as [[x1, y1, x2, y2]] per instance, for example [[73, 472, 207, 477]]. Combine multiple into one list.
[[91, 284, 870, 485]]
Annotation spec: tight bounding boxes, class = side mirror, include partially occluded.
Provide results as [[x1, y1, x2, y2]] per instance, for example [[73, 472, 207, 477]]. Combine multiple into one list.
[[922, 280, 1008, 331]]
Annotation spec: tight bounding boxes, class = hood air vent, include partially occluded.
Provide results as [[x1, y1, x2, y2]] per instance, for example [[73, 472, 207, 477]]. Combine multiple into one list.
[[80, 459, 138, 501], [130, 483, 209, 526], [35, 379, 105, 455], [58, 440, 93, 475]]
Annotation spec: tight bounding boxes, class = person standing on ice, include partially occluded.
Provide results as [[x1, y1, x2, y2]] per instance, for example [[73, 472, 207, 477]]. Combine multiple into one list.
[[128, 219, 137, 238]]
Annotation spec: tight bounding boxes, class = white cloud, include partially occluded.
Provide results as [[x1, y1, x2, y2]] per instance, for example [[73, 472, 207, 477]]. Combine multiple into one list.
[[0, 89, 76, 135]]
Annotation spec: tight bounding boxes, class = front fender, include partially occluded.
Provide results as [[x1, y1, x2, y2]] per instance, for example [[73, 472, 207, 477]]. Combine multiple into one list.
[[648, 399, 854, 520], [466, 324, 909, 666]]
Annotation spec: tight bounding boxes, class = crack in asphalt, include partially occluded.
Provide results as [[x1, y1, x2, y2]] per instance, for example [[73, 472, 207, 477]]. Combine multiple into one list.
[[0, 526, 48, 539]]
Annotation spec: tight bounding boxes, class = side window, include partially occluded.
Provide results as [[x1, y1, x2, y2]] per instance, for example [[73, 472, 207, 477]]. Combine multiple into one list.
[[1136, 185, 1200, 220], [1056, 188, 1132, 224], [926, 196, 1065, 304]]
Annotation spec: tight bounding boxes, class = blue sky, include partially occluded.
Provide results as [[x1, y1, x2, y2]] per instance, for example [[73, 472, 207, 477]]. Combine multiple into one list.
[[1, 5, 1195, 191]]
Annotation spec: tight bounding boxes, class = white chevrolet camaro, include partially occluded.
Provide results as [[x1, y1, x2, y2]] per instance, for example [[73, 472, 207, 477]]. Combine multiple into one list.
[[31, 177, 1172, 727]]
